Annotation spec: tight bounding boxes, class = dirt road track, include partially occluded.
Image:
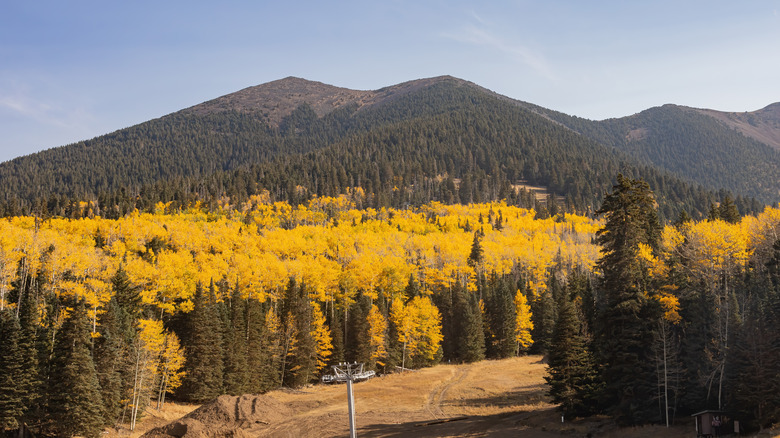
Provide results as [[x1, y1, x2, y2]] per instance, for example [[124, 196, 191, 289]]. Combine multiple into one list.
[[424, 364, 468, 419], [138, 356, 693, 438]]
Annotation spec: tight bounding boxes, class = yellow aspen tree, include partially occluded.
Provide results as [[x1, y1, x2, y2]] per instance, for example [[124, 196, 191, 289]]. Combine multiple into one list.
[[130, 319, 165, 431], [0, 225, 23, 311], [391, 296, 443, 369], [310, 303, 333, 373], [366, 304, 388, 368], [156, 331, 186, 410], [515, 290, 534, 352], [390, 298, 415, 370]]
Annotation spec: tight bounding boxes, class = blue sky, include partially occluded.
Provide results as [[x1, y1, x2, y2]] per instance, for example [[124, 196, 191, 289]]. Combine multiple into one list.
[[1, 0, 779, 163]]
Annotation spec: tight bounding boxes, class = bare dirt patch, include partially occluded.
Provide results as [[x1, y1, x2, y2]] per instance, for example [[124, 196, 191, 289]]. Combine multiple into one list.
[[135, 356, 695, 437], [105, 402, 198, 438]]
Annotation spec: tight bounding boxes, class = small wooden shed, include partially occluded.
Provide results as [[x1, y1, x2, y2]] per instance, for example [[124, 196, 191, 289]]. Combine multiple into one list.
[[691, 410, 727, 437]]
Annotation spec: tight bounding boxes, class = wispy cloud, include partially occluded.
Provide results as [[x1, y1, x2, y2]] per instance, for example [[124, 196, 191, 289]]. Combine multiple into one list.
[[0, 89, 94, 134], [441, 16, 556, 81], [0, 94, 64, 127]]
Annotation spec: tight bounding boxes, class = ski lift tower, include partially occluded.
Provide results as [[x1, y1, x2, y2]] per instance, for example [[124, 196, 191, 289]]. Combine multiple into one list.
[[329, 362, 371, 438]]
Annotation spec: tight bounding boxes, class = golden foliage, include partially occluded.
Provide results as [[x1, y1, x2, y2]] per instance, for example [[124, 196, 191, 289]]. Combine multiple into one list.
[[657, 293, 681, 324], [14, 197, 780, 362], [515, 290, 534, 350], [390, 296, 443, 362], [367, 304, 388, 366], [310, 303, 333, 372]]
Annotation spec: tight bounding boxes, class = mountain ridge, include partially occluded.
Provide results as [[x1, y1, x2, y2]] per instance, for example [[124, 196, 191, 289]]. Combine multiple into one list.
[[180, 75, 483, 127], [0, 75, 776, 220], [689, 102, 780, 151]]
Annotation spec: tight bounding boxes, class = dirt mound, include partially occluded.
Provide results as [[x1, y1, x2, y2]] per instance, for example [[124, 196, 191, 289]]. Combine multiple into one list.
[[141, 394, 291, 438]]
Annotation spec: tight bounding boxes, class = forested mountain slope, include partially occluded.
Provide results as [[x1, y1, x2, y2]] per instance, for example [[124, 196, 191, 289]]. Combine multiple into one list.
[[527, 102, 780, 203], [693, 102, 780, 151], [0, 76, 767, 220]]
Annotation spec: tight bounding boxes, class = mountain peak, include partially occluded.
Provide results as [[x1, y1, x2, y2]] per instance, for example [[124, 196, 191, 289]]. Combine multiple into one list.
[[181, 76, 480, 127], [182, 77, 372, 125]]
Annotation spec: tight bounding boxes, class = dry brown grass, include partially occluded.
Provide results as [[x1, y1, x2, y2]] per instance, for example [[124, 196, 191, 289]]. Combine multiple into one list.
[[129, 356, 701, 437]]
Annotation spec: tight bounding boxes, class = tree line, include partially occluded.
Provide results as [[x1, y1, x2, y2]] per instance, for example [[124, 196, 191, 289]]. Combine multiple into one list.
[[544, 174, 780, 432], [1, 184, 779, 435]]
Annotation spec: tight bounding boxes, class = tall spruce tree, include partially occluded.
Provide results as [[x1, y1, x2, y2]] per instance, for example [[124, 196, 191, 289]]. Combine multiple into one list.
[[93, 298, 133, 427], [467, 231, 485, 271], [223, 285, 249, 395], [33, 291, 58, 432], [432, 283, 456, 361], [346, 294, 371, 364], [594, 174, 662, 425], [729, 300, 779, 430], [453, 284, 485, 363], [482, 273, 517, 359], [280, 279, 316, 387], [47, 300, 104, 438], [112, 265, 142, 321], [0, 309, 24, 432], [17, 288, 41, 432], [246, 299, 280, 393], [530, 288, 556, 355], [179, 282, 224, 402], [545, 297, 600, 417], [718, 195, 740, 224]]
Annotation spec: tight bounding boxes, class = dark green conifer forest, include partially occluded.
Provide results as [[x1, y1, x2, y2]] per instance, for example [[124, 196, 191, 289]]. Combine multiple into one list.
[[0, 78, 769, 223]]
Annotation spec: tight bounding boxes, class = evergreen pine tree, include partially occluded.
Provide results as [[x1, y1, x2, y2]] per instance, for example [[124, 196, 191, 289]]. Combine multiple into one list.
[[112, 265, 142, 321], [48, 300, 104, 438], [545, 298, 600, 417], [381, 293, 403, 372], [433, 282, 456, 361], [346, 294, 371, 363], [404, 274, 421, 299], [482, 273, 517, 358], [673, 210, 692, 227], [718, 195, 740, 224], [728, 299, 779, 430], [246, 299, 280, 393], [33, 291, 58, 432], [223, 285, 249, 395], [280, 279, 316, 387], [179, 282, 224, 402], [594, 174, 662, 425], [529, 289, 556, 355], [467, 231, 484, 271], [454, 285, 485, 363], [328, 312, 346, 365], [17, 288, 41, 432], [0, 309, 24, 432], [93, 298, 133, 427], [707, 202, 721, 221], [677, 289, 715, 413]]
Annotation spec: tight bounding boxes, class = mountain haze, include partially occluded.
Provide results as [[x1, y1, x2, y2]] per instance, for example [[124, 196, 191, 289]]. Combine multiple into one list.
[[0, 76, 776, 220]]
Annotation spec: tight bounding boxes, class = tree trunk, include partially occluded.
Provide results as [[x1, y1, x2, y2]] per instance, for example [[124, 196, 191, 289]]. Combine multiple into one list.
[[402, 340, 407, 371], [662, 323, 669, 427]]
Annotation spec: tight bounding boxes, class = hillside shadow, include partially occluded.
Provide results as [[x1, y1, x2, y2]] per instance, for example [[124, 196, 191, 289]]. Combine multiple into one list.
[[444, 383, 550, 409], [357, 410, 554, 438], [356, 383, 566, 437]]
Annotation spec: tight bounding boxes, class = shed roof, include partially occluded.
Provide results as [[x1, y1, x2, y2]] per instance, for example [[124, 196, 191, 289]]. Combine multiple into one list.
[[691, 410, 725, 417]]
